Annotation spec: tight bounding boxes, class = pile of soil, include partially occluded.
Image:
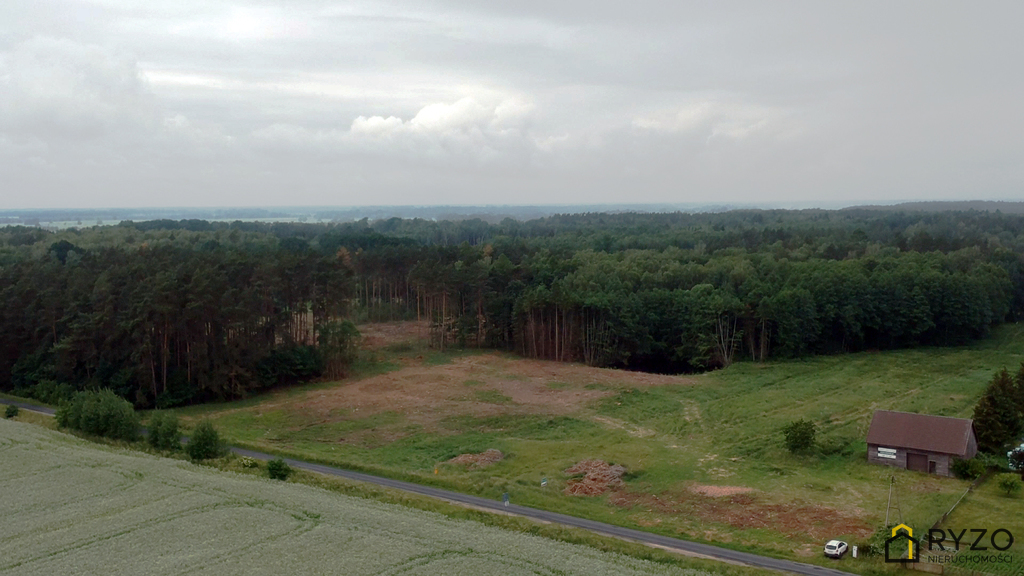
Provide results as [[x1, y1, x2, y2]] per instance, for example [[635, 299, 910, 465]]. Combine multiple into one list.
[[445, 449, 504, 468], [563, 459, 627, 496]]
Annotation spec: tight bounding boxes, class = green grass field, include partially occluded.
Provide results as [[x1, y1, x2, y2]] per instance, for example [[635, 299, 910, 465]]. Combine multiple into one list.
[[170, 323, 1024, 570], [0, 418, 752, 576], [933, 473, 1024, 576]]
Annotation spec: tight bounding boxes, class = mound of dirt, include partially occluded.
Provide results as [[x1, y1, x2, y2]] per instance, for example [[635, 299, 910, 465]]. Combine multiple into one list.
[[563, 460, 627, 496], [445, 449, 504, 468]]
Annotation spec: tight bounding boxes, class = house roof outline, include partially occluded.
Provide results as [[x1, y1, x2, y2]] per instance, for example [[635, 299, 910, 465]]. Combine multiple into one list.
[[885, 525, 920, 563], [866, 410, 975, 455]]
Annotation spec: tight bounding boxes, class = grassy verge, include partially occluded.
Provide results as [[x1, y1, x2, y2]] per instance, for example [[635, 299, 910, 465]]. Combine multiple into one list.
[[208, 456, 773, 576], [933, 472, 1024, 575]]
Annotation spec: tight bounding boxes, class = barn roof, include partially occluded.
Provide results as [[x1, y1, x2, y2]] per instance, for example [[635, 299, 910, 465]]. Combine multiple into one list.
[[866, 410, 975, 456]]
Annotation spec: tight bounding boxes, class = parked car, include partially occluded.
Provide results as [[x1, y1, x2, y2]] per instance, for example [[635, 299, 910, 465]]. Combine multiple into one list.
[[824, 540, 848, 559]]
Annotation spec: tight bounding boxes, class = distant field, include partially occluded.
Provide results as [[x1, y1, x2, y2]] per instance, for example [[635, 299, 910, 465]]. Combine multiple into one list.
[[0, 419, 729, 576], [176, 322, 1024, 566]]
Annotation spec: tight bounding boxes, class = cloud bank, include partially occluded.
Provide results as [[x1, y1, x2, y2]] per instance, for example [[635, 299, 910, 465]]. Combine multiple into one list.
[[0, 1, 1021, 208]]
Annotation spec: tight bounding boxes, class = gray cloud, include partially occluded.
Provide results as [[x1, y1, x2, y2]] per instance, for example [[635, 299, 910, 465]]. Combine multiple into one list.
[[0, 0, 1022, 208]]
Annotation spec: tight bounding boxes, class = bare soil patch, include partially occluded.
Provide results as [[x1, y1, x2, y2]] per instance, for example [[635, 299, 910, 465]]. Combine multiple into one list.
[[295, 351, 695, 431], [688, 484, 756, 497], [445, 449, 504, 468], [608, 489, 873, 541], [564, 460, 627, 496]]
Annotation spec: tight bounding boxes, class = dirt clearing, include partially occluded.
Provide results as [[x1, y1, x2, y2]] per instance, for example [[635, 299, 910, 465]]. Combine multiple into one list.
[[296, 350, 695, 430], [609, 489, 873, 541], [688, 485, 755, 497]]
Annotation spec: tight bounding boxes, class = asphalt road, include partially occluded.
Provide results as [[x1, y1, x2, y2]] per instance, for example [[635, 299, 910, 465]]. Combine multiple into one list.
[[2, 398, 856, 576]]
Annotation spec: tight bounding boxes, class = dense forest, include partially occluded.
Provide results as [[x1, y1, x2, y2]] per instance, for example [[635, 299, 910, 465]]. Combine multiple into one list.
[[2, 208, 1023, 408]]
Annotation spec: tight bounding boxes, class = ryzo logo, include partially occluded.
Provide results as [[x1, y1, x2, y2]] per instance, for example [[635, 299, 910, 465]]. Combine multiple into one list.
[[884, 524, 1014, 563], [927, 528, 1014, 552]]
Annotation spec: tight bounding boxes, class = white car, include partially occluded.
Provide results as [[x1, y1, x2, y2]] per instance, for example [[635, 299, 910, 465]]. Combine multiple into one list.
[[824, 540, 848, 559]]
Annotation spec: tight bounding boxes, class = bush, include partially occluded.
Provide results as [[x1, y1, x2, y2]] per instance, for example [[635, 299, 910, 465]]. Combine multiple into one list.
[[186, 420, 223, 460], [146, 411, 181, 451], [782, 419, 817, 453], [817, 436, 854, 457], [861, 527, 891, 557], [240, 456, 259, 469], [54, 389, 140, 441], [267, 458, 292, 481], [952, 457, 987, 480], [5, 404, 19, 418], [978, 451, 1009, 472], [999, 475, 1022, 496], [28, 379, 75, 405], [1009, 448, 1024, 471]]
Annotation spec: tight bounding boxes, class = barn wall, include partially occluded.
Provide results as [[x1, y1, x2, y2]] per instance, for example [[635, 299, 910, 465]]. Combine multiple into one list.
[[868, 444, 907, 468], [868, 444, 956, 476], [965, 432, 978, 459]]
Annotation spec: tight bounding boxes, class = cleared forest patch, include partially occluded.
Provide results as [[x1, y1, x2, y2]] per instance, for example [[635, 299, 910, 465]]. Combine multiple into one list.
[[173, 321, 1024, 567]]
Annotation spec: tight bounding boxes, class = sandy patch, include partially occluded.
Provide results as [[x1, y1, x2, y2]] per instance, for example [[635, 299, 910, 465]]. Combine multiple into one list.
[[689, 484, 756, 497]]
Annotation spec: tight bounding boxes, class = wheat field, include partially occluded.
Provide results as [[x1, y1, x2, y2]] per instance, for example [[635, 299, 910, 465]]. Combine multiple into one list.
[[0, 419, 719, 576]]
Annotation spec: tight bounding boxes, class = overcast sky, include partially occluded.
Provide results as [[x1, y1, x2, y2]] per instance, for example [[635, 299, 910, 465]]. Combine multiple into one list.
[[1, 1, 1022, 209]]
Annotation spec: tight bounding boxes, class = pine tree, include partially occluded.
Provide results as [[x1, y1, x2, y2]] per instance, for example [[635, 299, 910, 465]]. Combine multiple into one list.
[[974, 368, 1024, 453]]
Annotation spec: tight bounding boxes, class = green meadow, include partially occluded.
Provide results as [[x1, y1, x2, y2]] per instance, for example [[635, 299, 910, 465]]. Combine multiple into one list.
[[172, 323, 1024, 569]]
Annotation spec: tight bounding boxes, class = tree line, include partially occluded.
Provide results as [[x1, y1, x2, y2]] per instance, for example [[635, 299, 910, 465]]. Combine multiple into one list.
[[1, 208, 1022, 406]]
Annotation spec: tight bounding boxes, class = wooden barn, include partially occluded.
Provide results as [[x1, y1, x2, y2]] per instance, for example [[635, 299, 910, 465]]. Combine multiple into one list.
[[865, 410, 978, 477]]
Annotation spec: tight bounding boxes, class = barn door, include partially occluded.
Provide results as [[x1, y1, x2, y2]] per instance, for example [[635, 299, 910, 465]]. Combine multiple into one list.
[[907, 453, 928, 472]]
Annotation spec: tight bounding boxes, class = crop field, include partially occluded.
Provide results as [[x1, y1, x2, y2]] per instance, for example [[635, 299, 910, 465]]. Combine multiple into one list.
[[0, 419, 731, 576], [175, 322, 1024, 565]]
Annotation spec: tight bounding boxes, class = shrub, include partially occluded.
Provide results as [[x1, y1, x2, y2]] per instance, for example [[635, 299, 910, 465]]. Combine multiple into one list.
[[146, 411, 181, 451], [999, 475, 1022, 496], [817, 436, 854, 457], [267, 458, 292, 481], [782, 419, 816, 453], [186, 420, 223, 460], [978, 451, 1009, 472], [240, 456, 259, 469], [861, 527, 891, 557], [54, 390, 140, 441], [952, 457, 987, 480], [28, 380, 75, 405], [5, 404, 19, 418], [1009, 448, 1024, 471]]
